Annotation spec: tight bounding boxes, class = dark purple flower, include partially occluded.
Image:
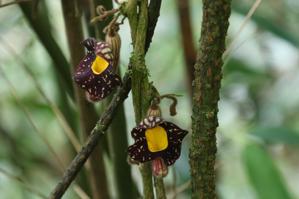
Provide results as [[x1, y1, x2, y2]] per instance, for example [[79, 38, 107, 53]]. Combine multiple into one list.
[[128, 116, 188, 167], [73, 38, 121, 101]]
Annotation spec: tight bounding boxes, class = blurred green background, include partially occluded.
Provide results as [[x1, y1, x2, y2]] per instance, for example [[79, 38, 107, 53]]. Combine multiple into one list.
[[0, 0, 299, 198]]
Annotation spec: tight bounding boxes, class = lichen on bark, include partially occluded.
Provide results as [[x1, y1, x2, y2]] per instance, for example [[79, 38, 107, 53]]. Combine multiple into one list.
[[189, 0, 231, 198]]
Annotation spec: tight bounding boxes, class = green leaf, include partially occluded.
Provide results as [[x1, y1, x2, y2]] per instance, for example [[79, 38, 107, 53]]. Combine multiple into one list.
[[251, 127, 299, 146], [242, 144, 293, 199]]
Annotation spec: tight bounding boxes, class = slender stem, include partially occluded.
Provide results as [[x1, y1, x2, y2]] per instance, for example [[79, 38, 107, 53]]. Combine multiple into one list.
[[154, 177, 167, 199], [127, 0, 156, 198], [126, 0, 165, 198], [48, 72, 132, 199], [189, 0, 231, 198], [125, 0, 138, 44], [61, 1, 109, 198], [176, 0, 197, 93]]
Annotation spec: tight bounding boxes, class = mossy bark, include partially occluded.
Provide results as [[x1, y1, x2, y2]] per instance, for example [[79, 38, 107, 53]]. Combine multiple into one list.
[[126, 0, 156, 198], [189, 0, 231, 198]]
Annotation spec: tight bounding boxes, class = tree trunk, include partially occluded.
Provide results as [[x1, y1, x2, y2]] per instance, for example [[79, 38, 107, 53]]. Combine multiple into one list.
[[189, 0, 231, 198]]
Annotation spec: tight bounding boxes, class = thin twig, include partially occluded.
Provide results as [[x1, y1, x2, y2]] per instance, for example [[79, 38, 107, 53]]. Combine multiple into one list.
[[0, 38, 82, 152], [176, 0, 196, 93], [0, 0, 30, 7], [224, 30, 260, 62], [0, 167, 47, 199], [223, 0, 262, 59], [49, 71, 132, 199]]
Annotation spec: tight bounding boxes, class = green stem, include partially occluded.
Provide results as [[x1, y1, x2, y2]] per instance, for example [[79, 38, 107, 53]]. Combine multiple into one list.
[[125, 0, 138, 45], [61, 1, 110, 199], [126, 0, 167, 198], [126, 0, 156, 198], [189, 0, 231, 198], [154, 177, 167, 199]]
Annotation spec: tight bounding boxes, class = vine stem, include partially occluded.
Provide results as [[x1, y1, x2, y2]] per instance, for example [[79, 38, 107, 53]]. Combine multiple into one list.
[[126, 0, 164, 198], [154, 177, 167, 199], [189, 0, 231, 198]]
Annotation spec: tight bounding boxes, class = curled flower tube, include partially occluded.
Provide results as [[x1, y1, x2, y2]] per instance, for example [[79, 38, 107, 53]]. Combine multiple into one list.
[[73, 38, 121, 101], [128, 115, 188, 177]]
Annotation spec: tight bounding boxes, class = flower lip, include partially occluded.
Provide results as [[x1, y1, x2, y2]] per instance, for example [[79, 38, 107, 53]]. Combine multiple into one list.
[[145, 125, 168, 152], [91, 56, 110, 75]]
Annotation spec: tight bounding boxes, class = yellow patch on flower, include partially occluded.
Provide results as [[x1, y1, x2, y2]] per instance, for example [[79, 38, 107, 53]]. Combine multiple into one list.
[[145, 126, 168, 152], [91, 56, 109, 75]]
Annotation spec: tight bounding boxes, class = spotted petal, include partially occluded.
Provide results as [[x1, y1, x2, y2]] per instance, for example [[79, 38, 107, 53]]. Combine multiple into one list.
[[128, 118, 188, 166], [73, 38, 121, 101]]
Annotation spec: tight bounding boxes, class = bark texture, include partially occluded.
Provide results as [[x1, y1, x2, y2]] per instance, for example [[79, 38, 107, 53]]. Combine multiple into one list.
[[189, 0, 231, 198]]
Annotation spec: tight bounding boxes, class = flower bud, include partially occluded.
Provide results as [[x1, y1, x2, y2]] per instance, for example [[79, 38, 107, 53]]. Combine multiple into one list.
[[152, 157, 168, 178], [105, 26, 121, 72], [147, 104, 161, 117]]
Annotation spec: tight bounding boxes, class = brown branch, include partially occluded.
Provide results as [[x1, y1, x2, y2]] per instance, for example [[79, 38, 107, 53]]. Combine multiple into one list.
[[189, 0, 231, 198], [176, 0, 197, 93], [49, 72, 132, 199]]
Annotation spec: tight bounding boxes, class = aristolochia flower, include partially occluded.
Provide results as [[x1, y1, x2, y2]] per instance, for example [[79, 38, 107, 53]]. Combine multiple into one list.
[[128, 116, 188, 177], [73, 38, 121, 101]]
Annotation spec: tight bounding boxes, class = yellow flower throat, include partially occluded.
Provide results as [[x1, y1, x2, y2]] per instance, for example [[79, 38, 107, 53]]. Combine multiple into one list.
[[145, 126, 168, 152], [91, 56, 109, 75]]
